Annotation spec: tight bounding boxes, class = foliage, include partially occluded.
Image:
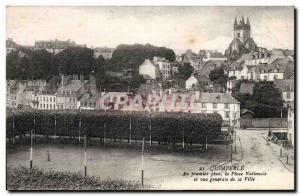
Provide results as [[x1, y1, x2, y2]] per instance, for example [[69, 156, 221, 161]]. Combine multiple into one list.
[[56, 47, 96, 75], [173, 63, 194, 81], [110, 43, 176, 71], [6, 110, 223, 144], [7, 166, 142, 190], [6, 49, 56, 80], [209, 68, 228, 84], [232, 81, 286, 118]]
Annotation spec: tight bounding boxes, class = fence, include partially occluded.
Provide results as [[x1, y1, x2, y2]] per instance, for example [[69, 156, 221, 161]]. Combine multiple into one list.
[[240, 118, 288, 128]]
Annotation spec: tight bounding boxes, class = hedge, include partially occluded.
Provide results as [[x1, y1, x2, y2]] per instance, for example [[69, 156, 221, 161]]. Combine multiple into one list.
[[6, 109, 223, 144], [7, 166, 143, 190]]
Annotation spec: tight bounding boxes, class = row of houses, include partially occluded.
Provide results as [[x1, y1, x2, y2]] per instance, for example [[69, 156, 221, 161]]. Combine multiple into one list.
[[7, 77, 241, 127]]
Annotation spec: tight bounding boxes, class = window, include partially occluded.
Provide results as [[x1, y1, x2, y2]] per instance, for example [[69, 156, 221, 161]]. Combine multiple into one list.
[[73, 98, 76, 103], [201, 103, 206, 108], [225, 103, 229, 109], [287, 92, 291, 99], [213, 103, 218, 109], [50, 104, 52, 109], [54, 97, 55, 102], [50, 97, 52, 102], [69, 98, 72, 103], [264, 75, 268, 80], [274, 75, 278, 79]]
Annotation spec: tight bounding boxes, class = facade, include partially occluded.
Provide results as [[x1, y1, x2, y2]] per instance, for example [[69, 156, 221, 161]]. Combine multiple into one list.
[[227, 62, 248, 80], [6, 38, 18, 54], [79, 72, 99, 110], [273, 79, 294, 106], [139, 59, 162, 81], [56, 75, 87, 109], [202, 50, 227, 62], [94, 47, 114, 59], [185, 74, 210, 90], [152, 56, 171, 80], [238, 52, 270, 66], [225, 17, 257, 60], [156, 92, 240, 127], [6, 80, 18, 108], [197, 93, 240, 127], [36, 94, 57, 110], [34, 39, 84, 54]]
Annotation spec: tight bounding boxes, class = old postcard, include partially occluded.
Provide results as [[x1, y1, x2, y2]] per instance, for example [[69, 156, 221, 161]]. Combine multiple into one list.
[[6, 6, 295, 191]]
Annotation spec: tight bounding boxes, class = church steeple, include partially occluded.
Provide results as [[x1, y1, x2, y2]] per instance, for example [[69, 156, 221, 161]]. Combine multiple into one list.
[[241, 16, 245, 25], [234, 17, 238, 30], [246, 17, 250, 29]]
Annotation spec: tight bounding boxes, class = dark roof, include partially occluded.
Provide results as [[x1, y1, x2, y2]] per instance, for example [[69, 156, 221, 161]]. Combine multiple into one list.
[[199, 93, 240, 104], [241, 108, 255, 115], [195, 74, 210, 82], [137, 83, 161, 95]]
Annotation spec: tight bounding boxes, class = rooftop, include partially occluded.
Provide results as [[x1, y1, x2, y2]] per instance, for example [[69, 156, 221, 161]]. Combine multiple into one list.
[[199, 93, 240, 104]]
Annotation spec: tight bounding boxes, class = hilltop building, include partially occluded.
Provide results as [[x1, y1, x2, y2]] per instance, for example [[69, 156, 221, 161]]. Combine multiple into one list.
[[225, 17, 257, 60]]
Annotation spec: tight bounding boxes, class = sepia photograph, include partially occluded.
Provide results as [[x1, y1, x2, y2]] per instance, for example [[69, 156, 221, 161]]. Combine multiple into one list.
[[5, 6, 295, 191]]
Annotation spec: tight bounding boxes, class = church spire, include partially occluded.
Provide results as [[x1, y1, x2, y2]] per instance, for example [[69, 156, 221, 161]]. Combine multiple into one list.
[[234, 17, 238, 30], [241, 16, 245, 25], [246, 17, 250, 25]]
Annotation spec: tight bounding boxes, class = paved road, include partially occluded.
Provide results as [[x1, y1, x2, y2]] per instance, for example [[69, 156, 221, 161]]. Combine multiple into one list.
[[160, 129, 294, 190], [233, 129, 294, 190]]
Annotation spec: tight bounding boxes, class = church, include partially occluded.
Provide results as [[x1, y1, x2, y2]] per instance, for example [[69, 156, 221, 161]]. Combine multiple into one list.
[[225, 17, 257, 60]]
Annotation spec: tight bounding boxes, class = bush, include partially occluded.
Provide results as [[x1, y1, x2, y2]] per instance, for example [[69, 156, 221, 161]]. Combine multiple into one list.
[[7, 166, 142, 190], [6, 110, 223, 144]]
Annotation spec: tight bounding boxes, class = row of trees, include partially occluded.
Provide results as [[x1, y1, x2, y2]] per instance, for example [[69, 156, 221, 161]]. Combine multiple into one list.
[[6, 110, 223, 144], [7, 44, 176, 91], [6, 47, 96, 80]]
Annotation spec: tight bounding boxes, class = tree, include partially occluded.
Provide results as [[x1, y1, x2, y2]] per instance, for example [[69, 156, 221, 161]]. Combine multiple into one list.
[[232, 81, 285, 118], [174, 63, 194, 80], [6, 51, 19, 79], [29, 49, 57, 79], [110, 43, 176, 71], [209, 68, 228, 93], [56, 47, 95, 75], [209, 68, 228, 84]]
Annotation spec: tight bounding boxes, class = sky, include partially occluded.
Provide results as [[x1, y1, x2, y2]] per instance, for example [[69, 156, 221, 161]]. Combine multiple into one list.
[[6, 6, 294, 54]]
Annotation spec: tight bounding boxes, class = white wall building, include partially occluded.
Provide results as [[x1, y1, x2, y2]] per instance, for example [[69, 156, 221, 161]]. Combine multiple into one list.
[[153, 57, 171, 80], [157, 92, 240, 127], [227, 63, 248, 80], [139, 59, 161, 80], [36, 94, 57, 110]]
